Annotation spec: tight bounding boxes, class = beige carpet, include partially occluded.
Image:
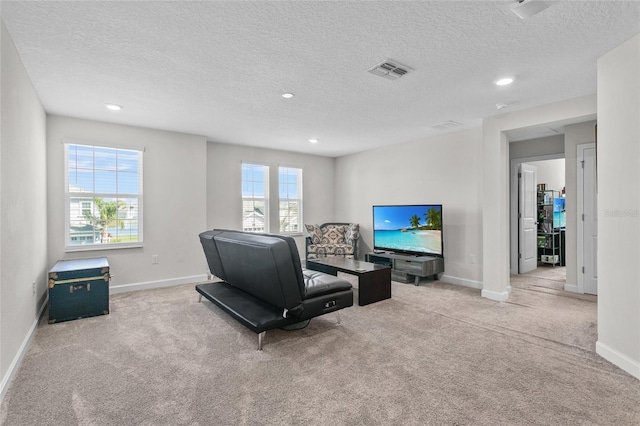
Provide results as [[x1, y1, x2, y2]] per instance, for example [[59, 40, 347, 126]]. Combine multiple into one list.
[[517, 266, 566, 291], [1, 275, 638, 425]]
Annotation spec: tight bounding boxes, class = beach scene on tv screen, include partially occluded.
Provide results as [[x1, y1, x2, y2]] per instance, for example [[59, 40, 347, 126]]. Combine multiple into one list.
[[374, 205, 442, 254]]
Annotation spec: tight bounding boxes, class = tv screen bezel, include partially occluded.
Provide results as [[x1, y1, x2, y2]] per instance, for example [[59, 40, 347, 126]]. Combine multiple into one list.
[[372, 204, 444, 258]]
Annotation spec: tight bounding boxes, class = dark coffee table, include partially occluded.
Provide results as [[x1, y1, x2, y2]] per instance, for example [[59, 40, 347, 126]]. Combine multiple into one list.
[[306, 258, 391, 306]]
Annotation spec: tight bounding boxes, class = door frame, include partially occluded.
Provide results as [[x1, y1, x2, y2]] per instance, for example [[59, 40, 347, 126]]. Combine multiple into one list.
[[509, 153, 564, 275], [577, 142, 597, 294]]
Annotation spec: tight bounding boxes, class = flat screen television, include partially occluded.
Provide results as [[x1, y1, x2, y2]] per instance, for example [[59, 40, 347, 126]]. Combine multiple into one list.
[[373, 204, 443, 257]]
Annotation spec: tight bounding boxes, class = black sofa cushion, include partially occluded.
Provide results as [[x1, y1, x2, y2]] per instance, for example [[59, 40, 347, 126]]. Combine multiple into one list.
[[196, 282, 297, 333], [302, 269, 353, 299]]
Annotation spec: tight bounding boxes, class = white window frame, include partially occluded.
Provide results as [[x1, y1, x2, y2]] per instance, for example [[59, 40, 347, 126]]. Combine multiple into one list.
[[242, 163, 269, 233], [64, 141, 144, 251], [278, 166, 303, 234]]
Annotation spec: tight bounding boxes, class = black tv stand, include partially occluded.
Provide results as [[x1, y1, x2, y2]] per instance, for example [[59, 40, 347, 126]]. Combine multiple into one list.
[[365, 252, 444, 286]]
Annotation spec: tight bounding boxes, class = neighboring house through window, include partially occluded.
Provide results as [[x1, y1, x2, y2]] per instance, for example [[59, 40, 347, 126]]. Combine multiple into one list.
[[279, 166, 302, 233], [242, 163, 268, 232], [65, 142, 143, 250], [241, 163, 303, 234]]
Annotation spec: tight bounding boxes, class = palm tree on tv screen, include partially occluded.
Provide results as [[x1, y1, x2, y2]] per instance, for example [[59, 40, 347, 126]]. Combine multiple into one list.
[[424, 207, 442, 230], [409, 214, 421, 229]]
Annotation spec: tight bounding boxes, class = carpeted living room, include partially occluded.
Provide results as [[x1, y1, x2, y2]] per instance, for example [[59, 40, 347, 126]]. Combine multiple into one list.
[[2, 275, 639, 425], [2, 2, 640, 425]]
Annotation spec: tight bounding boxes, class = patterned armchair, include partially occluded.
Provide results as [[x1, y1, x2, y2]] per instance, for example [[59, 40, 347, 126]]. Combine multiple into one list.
[[305, 222, 360, 260]]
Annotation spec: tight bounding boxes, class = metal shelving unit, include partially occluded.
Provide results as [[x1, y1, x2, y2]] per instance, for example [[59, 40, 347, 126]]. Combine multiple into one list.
[[537, 190, 563, 266]]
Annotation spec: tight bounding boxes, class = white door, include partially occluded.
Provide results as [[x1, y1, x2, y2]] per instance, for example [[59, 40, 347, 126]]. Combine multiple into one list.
[[519, 164, 538, 273], [579, 144, 598, 295]]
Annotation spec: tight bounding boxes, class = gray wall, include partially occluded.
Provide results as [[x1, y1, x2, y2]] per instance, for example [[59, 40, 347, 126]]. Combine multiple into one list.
[[334, 127, 484, 287], [509, 134, 564, 159], [0, 22, 48, 394], [596, 33, 639, 378], [46, 116, 209, 289], [206, 141, 336, 259]]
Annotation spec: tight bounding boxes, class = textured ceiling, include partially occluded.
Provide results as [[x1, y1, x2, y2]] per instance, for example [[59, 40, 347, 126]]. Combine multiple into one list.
[[2, 1, 639, 157]]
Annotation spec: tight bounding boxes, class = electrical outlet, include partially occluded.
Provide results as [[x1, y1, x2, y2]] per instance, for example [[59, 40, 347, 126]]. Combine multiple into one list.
[[152, 255, 159, 264], [32, 281, 36, 295], [468, 254, 476, 264]]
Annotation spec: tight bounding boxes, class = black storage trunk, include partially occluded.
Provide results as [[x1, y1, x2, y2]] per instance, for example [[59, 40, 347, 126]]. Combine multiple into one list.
[[48, 257, 110, 324]]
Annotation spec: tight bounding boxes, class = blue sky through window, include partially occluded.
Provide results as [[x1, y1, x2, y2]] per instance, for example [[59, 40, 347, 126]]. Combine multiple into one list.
[[68, 144, 140, 194]]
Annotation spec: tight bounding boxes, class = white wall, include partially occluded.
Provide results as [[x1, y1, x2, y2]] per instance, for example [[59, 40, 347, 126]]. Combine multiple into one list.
[[527, 158, 565, 193], [0, 21, 48, 397], [206, 142, 336, 259], [334, 128, 484, 288], [596, 33, 640, 379], [47, 116, 208, 291]]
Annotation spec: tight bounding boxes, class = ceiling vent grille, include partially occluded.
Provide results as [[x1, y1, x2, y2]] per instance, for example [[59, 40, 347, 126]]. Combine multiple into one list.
[[431, 120, 463, 131], [367, 60, 413, 80]]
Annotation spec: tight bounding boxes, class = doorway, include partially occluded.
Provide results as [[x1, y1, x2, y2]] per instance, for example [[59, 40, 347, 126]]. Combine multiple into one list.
[[510, 155, 566, 286]]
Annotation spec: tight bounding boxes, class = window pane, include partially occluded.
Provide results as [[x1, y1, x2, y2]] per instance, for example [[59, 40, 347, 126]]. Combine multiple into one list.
[[279, 200, 299, 232], [278, 167, 302, 233], [94, 147, 117, 170], [241, 163, 268, 233], [117, 171, 139, 194], [68, 169, 94, 193], [243, 200, 266, 232], [66, 143, 143, 248], [95, 170, 117, 193], [118, 150, 139, 172], [74, 145, 94, 169]]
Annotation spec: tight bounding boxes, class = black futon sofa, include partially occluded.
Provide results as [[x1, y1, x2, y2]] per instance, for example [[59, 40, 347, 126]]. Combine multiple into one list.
[[196, 229, 354, 350]]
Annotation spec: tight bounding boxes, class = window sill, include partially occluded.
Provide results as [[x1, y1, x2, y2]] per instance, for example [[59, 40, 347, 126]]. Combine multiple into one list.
[[279, 232, 303, 237], [65, 243, 143, 252]]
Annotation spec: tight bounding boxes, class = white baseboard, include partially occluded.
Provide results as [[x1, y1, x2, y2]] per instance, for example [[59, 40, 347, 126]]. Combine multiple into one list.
[[596, 341, 640, 380], [481, 288, 510, 302], [110, 274, 208, 294], [0, 293, 49, 402], [564, 283, 579, 293], [440, 274, 483, 290]]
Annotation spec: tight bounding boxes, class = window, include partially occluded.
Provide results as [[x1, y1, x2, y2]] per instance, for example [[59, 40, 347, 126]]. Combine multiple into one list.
[[279, 167, 302, 233], [65, 143, 143, 250], [81, 201, 91, 216], [242, 163, 269, 232]]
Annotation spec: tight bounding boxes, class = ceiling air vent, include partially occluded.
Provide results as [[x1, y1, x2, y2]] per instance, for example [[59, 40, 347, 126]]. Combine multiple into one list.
[[431, 120, 463, 131], [367, 60, 413, 81]]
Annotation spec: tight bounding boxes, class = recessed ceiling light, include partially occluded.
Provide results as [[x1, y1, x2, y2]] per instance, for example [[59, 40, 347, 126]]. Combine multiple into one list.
[[105, 103, 122, 111], [495, 77, 514, 86], [282, 93, 294, 99], [510, 0, 550, 20], [308, 138, 319, 144], [496, 103, 509, 110]]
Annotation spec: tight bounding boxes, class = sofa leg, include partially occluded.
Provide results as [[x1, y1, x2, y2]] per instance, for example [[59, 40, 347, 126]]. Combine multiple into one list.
[[198, 294, 202, 303], [258, 331, 266, 350], [336, 311, 341, 325]]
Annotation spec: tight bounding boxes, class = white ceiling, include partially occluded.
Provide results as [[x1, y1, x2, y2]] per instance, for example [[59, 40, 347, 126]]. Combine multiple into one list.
[[2, 1, 639, 157]]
